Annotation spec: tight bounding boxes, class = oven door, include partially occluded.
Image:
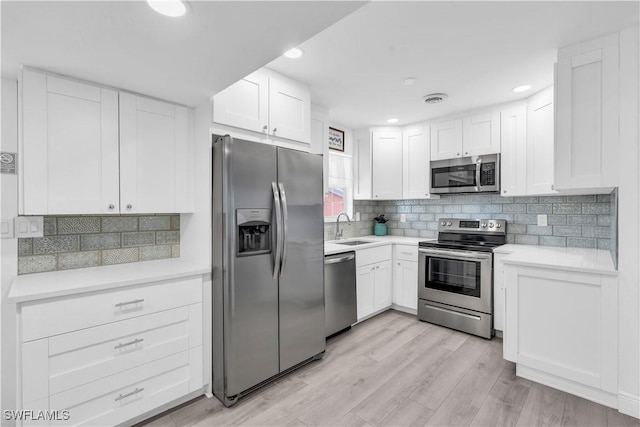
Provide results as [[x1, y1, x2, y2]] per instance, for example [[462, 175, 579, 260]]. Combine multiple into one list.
[[418, 248, 492, 314]]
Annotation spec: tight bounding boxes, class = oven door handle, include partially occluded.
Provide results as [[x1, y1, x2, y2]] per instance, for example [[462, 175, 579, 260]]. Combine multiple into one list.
[[419, 248, 492, 261]]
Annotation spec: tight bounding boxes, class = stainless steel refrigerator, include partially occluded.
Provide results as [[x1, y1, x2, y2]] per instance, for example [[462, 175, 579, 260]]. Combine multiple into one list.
[[212, 135, 325, 407]]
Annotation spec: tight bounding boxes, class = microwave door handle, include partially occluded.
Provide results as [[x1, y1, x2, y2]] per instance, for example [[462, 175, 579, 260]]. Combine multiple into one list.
[[475, 158, 482, 192]]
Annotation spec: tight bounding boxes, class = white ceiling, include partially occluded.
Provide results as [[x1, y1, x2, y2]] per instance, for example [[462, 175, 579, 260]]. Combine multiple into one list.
[[267, 1, 640, 129], [1, 1, 366, 107]]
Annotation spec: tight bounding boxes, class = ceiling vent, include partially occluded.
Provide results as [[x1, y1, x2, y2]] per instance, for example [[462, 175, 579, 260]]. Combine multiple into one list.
[[422, 93, 448, 104]]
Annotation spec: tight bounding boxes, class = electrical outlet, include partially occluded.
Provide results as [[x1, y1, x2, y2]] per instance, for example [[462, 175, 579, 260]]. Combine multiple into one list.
[[537, 214, 548, 227], [400, 214, 406, 223], [14, 216, 44, 238], [0, 220, 14, 239], [355, 212, 361, 221]]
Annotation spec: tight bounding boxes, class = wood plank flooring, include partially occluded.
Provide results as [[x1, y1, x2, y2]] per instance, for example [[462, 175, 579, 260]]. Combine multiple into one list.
[[137, 310, 639, 427]]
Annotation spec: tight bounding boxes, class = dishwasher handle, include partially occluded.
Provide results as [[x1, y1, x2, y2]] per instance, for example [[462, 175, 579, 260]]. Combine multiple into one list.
[[325, 253, 355, 265]]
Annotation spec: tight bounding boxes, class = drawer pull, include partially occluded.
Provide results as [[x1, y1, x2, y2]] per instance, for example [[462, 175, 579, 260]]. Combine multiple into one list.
[[115, 387, 144, 402], [115, 299, 144, 308], [400, 251, 413, 255], [114, 338, 144, 350]]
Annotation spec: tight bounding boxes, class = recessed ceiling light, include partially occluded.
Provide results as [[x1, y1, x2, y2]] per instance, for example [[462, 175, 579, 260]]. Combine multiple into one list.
[[401, 78, 415, 86], [422, 93, 448, 104], [284, 47, 304, 59], [512, 85, 532, 93], [147, 0, 189, 17], [387, 118, 399, 124]]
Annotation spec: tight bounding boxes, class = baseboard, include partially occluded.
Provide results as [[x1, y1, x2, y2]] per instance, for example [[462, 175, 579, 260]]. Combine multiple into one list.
[[618, 392, 640, 419], [391, 304, 417, 315], [517, 365, 618, 409]]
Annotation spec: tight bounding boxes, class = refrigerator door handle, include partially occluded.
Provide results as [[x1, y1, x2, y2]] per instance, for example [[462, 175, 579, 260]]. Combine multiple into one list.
[[278, 182, 289, 273], [272, 182, 283, 278]]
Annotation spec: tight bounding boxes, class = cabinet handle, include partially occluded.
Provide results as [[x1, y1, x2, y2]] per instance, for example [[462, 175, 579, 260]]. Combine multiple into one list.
[[456, 152, 460, 157], [400, 251, 412, 255], [115, 387, 144, 402], [551, 185, 554, 190], [108, 204, 115, 210], [425, 193, 429, 196], [465, 152, 468, 155], [272, 127, 277, 134], [376, 265, 380, 269], [126, 204, 133, 209], [262, 125, 268, 133], [115, 298, 144, 308], [114, 338, 144, 350], [503, 190, 507, 194]]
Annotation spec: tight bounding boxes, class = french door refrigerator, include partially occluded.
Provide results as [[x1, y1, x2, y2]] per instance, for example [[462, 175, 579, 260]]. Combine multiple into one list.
[[212, 135, 325, 407]]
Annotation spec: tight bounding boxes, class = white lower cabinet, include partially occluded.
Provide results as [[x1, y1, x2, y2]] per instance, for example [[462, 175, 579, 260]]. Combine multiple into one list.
[[355, 246, 392, 320], [17, 277, 205, 427], [503, 264, 618, 403], [392, 245, 418, 311]]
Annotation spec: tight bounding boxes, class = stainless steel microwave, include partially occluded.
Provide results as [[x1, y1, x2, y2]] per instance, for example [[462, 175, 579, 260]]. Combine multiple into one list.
[[430, 154, 500, 194]]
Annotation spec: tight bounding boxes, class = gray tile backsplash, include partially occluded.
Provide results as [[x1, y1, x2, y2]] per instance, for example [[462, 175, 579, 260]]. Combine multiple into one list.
[[18, 214, 180, 275], [325, 193, 617, 255]]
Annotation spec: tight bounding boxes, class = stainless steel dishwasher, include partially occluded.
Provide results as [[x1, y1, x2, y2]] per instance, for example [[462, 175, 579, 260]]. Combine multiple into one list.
[[324, 251, 357, 338]]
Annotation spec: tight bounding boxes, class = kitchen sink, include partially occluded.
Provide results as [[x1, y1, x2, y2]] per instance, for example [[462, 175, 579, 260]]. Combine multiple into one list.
[[334, 240, 375, 246]]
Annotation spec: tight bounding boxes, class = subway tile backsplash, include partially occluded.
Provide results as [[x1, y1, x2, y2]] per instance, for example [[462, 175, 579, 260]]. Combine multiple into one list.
[[17, 214, 180, 275], [325, 193, 616, 252]]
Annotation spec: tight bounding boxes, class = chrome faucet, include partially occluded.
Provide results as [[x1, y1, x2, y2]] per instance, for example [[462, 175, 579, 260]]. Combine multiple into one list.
[[335, 212, 352, 240]]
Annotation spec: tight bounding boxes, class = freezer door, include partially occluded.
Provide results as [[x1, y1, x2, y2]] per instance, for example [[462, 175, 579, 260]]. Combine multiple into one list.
[[214, 137, 281, 398], [277, 148, 326, 370]]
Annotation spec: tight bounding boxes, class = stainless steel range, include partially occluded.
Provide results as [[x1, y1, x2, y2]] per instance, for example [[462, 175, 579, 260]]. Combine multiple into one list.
[[417, 218, 506, 339]]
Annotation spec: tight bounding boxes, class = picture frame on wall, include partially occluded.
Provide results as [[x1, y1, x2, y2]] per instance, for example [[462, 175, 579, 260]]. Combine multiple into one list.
[[328, 127, 345, 152]]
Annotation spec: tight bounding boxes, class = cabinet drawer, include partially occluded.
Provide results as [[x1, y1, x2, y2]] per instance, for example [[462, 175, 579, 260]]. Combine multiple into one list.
[[394, 245, 418, 262], [49, 351, 191, 427], [49, 305, 201, 396], [21, 277, 202, 342], [356, 245, 392, 267]]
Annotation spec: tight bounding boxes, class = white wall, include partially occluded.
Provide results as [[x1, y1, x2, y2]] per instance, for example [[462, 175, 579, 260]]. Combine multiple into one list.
[[1, 77, 19, 424]]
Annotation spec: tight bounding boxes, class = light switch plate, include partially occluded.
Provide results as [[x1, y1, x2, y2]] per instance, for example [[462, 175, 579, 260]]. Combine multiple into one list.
[[537, 214, 548, 227], [400, 214, 406, 223], [355, 212, 361, 221], [14, 216, 44, 238], [0, 220, 14, 239]]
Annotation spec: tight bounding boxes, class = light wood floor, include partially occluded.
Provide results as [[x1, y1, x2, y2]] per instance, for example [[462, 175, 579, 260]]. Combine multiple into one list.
[[138, 310, 639, 427]]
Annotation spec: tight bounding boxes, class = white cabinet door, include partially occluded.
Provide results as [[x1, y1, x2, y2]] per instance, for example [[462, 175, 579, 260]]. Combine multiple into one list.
[[430, 119, 463, 160], [526, 87, 557, 195], [504, 265, 617, 393], [493, 253, 506, 332], [393, 260, 418, 310], [353, 128, 372, 200], [555, 34, 619, 190], [269, 75, 311, 144], [356, 265, 375, 320], [500, 104, 527, 197], [212, 72, 268, 134], [462, 111, 501, 156], [373, 260, 393, 311], [372, 130, 403, 200], [21, 70, 120, 214], [402, 125, 432, 199], [119, 93, 192, 213]]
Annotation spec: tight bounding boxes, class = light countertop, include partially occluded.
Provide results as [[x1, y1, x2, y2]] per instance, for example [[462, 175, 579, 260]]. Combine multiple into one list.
[[9, 258, 210, 303], [325, 235, 433, 255], [495, 244, 617, 276]]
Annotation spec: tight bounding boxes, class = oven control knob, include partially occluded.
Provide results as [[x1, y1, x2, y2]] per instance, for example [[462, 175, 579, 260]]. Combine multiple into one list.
[[496, 223, 502, 228], [446, 221, 452, 226], [441, 221, 446, 226], [481, 223, 487, 228], [489, 223, 495, 228]]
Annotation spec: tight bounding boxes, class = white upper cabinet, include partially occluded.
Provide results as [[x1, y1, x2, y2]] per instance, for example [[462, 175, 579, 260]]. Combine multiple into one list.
[[555, 33, 619, 190], [462, 112, 501, 156], [402, 124, 432, 199], [353, 128, 372, 199], [21, 70, 120, 215], [372, 130, 403, 200], [212, 69, 311, 146], [431, 112, 500, 161], [20, 70, 193, 215], [526, 87, 557, 195], [211, 72, 268, 134], [119, 93, 191, 214], [430, 119, 462, 160], [500, 104, 527, 197]]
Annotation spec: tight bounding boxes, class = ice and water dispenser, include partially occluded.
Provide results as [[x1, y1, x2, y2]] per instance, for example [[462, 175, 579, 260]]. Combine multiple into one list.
[[236, 209, 271, 256]]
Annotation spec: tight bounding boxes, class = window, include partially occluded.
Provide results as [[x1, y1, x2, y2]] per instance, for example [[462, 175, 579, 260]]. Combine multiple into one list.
[[324, 152, 353, 221]]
